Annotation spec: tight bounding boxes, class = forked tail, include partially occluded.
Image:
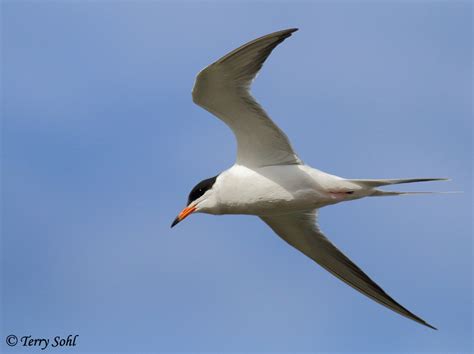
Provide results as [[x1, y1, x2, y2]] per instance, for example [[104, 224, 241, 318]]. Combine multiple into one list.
[[370, 190, 458, 197], [348, 178, 452, 197], [349, 178, 449, 188]]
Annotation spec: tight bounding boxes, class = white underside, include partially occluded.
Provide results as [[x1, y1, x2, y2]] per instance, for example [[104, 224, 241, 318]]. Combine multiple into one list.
[[204, 164, 369, 215]]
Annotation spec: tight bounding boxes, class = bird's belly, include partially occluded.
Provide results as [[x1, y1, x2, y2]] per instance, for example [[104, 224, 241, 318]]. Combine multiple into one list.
[[221, 190, 325, 215], [216, 166, 330, 215]]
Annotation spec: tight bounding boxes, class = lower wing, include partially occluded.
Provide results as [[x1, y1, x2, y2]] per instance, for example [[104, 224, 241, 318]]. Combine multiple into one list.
[[260, 210, 436, 329]]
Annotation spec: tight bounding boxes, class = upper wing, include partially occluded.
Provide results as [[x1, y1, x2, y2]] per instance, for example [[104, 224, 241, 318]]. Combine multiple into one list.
[[192, 28, 302, 168], [260, 211, 436, 329]]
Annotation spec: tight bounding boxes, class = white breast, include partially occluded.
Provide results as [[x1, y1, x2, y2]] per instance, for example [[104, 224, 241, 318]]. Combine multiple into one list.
[[214, 164, 339, 215]]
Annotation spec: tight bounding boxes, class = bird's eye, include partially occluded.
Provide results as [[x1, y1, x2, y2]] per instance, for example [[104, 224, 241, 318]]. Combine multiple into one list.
[[188, 175, 218, 205]]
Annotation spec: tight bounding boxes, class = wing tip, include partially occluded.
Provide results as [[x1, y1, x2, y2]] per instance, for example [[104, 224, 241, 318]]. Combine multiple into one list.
[[285, 27, 299, 33], [420, 320, 438, 330], [397, 305, 438, 330], [278, 27, 299, 38], [252, 28, 298, 44]]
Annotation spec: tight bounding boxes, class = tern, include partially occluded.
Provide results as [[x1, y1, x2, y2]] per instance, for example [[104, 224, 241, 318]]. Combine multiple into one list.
[[171, 28, 446, 329]]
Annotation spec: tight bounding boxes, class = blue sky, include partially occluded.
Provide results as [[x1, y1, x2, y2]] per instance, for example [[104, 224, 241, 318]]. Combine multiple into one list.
[[2, 1, 472, 353]]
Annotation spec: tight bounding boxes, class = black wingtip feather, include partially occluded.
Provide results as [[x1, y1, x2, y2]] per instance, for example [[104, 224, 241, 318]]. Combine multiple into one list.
[[216, 28, 299, 66]]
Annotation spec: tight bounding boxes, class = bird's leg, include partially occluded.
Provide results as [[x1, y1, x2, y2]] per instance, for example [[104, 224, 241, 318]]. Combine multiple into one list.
[[327, 190, 354, 200]]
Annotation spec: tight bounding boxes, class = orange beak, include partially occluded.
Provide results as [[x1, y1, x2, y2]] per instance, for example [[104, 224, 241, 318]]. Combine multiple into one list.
[[170, 205, 197, 228]]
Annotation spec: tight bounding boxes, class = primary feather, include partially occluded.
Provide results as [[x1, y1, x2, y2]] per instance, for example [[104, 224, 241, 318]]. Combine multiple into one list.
[[192, 29, 301, 167]]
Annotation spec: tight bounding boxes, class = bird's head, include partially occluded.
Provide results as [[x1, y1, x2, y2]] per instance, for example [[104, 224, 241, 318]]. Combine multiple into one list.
[[171, 175, 219, 228]]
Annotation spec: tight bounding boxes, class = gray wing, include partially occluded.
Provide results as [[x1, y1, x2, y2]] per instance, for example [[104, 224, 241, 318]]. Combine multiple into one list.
[[192, 28, 302, 168], [260, 211, 436, 329]]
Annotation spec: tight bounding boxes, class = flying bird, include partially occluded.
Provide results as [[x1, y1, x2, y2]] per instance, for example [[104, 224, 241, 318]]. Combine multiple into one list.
[[171, 28, 446, 329]]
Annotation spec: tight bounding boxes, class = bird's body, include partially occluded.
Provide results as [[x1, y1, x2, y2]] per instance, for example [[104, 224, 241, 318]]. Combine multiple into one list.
[[204, 164, 364, 216], [171, 28, 448, 330]]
